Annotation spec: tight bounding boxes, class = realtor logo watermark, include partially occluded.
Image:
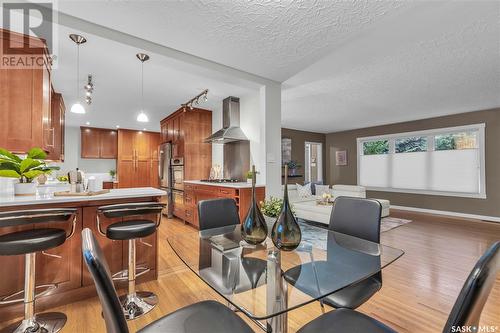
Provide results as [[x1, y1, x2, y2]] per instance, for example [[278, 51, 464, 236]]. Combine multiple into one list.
[[1, 0, 58, 69]]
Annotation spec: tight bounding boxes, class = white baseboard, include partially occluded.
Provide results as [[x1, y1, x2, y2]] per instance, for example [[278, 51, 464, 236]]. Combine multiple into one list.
[[390, 205, 500, 223]]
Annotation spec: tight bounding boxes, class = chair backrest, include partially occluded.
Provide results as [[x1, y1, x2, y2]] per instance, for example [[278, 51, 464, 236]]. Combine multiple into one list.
[[328, 196, 382, 243], [0, 208, 76, 227], [197, 198, 239, 231], [443, 241, 500, 333], [97, 202, 164, 218], [81, 228, 129, 333]]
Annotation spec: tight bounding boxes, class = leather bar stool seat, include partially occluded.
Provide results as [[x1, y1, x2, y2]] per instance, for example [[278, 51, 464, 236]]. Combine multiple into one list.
[[0, 228, 67, 256], [96, 202, 164, 320], [0, 208, 76, 333], [106, 220, 157, 240]]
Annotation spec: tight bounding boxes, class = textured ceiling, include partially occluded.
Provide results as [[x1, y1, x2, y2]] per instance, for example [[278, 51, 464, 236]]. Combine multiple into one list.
[[52, 25, 256, 131], [56, 0, 410, 82], [16, 1, 499, 133], [282, 0, 500, 133]]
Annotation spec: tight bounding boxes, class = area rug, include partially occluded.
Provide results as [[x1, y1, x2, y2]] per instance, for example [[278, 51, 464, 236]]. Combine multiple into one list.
[[298, 217, 411, 251]]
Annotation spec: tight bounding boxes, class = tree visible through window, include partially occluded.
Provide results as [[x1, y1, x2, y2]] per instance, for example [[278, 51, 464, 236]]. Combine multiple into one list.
[[395, 136, 427, 153], [435, 132, 477, 151], [363, 140, 389, 155]]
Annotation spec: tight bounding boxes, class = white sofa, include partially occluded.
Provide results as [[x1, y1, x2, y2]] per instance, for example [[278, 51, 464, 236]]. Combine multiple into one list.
[[284, 184, 390, 225]]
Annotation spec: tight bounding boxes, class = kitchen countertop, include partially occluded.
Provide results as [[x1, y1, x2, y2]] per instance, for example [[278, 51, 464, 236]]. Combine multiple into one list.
[[0, 187, 166, 207], [184, 180, 265, 189]]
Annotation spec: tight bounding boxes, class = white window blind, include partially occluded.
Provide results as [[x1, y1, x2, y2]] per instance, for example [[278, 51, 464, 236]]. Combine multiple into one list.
[[357, 124, 486, 198]]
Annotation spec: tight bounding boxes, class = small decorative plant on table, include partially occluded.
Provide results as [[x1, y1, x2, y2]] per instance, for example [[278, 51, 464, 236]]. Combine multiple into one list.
[[109, 169, 116, 180], [0, 147, 60, 195], [260, 197, 284, 220]]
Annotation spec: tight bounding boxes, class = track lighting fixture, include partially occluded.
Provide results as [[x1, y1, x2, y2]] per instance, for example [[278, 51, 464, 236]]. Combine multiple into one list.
[[180, 89, 209, 112]]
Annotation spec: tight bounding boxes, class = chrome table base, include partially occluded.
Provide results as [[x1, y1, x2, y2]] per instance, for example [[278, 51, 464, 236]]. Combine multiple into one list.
[[0, 312, 66, 333]]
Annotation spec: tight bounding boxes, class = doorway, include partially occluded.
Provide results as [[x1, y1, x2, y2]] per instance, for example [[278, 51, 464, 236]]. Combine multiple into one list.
[[304, 142, 323, 183]]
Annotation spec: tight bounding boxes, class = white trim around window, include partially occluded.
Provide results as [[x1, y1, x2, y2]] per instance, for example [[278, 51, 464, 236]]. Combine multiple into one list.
[[356, 123, 486, 199]]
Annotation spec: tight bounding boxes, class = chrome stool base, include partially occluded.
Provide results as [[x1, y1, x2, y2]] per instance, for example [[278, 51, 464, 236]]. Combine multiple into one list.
[[0, 312, 67, 333], [119, 292, 157, 320]]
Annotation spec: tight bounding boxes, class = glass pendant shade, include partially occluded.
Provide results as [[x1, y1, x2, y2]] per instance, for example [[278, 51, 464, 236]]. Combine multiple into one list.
[[137, 111, 149, 122], [241, 165, 268, 245], [271, 165, 302, 251], [70, 102, 85, 114]]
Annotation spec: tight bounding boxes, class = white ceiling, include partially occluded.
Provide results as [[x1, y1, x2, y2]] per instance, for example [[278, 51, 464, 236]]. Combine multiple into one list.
[[23, 1, 500, 133], [56, 0, 410, 82], [282, 0, 500, 133], [52, 25, 257, 131]]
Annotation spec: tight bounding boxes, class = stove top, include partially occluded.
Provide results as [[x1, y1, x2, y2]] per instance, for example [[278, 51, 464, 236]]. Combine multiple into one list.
[[200, 179, 240, 183]]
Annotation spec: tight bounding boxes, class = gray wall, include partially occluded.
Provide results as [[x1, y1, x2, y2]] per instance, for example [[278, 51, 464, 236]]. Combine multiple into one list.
[[53, 126, 116, 175], [325, 108, 500, 217], [281, 128, 326, 184]]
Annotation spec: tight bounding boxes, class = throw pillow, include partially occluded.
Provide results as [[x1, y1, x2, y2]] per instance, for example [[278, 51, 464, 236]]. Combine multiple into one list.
[[315, 185, 331, 196], [296, 183, 312, 197]]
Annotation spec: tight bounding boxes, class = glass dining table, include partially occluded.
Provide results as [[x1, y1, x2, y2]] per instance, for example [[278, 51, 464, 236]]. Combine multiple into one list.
[[168, 224, 404, 333]]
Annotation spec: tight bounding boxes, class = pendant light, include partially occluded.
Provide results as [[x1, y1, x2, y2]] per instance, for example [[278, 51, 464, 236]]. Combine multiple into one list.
[[136, 53, 150, 122], [69, 34, 87, 114]]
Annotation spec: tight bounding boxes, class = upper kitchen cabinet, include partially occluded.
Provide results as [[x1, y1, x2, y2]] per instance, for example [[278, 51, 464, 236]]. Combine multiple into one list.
[[80, 127, 118, 159], [160, 107, 212, 180], [47, 92, 66, 161], [0, 29, 54, 154]]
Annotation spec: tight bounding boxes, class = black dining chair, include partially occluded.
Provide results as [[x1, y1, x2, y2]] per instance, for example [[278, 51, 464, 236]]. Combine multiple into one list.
[[284, 196, 383, 310], [323, 196, 383, 309], [298, 241, 500, 333], [197, 198, 268, 293], [197, 198, 240, 230], [81, 228, 254, 333]]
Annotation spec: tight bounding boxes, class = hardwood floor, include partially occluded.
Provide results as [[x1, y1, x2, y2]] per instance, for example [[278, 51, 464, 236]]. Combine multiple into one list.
[[1, 210, 499, 332]]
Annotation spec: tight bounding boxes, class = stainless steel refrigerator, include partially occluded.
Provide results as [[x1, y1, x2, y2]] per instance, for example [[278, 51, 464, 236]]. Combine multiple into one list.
[[159, 142, 173, 218]]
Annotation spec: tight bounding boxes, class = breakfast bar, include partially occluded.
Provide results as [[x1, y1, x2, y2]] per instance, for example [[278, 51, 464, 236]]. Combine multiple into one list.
[[0, 187, 166, 322]]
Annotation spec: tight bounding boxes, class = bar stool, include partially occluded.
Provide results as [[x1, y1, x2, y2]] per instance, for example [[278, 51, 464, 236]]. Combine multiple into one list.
[[96, 202, 164, 320], [0, 208, 77, 333]]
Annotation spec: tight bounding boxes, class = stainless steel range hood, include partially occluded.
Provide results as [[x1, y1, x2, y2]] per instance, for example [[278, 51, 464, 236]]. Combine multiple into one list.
[[204, 96, 249, 143]]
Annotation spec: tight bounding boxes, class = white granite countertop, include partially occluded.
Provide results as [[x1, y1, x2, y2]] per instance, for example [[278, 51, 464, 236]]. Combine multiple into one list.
[[0, 187, 167, 207], [184, 180, 265, 189]]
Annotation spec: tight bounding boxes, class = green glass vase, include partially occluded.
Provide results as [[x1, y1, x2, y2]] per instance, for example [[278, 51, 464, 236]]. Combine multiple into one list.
[[271, 165, 301, 251]]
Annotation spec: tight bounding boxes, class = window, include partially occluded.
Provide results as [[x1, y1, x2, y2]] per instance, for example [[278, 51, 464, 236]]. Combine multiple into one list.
[[357, 124, 486, 198], [363, 140, 389, 155]]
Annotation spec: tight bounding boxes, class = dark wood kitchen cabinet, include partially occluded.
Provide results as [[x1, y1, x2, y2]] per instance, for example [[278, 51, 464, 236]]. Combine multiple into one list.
[[80, 127, 118, 159], [0, 29, 55, 155], [117, 129, 160, 188], [160, 107, 212, 220], [183, 183, 265, 228], [47, 92, 66, 161]]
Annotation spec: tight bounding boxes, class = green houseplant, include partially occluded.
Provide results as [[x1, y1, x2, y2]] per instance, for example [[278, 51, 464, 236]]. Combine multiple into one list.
[[245, 169, 259, 184], [0, 147, 59, 195]]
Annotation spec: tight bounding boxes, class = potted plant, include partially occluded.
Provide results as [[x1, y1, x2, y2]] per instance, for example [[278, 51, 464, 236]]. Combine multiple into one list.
[[245, 169, 259, 184], [285, 160, 301, 176], [0, 147, 60, 195], [109, 169, 116, 180]]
